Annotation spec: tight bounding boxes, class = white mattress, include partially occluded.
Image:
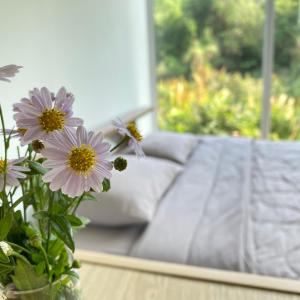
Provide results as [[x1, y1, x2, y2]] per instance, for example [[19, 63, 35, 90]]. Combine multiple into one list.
[[131, 136, 300, 279]]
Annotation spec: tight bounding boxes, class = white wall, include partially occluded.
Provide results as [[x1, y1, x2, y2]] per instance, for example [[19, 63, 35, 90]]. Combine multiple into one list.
[[0, 0, 153, 135]]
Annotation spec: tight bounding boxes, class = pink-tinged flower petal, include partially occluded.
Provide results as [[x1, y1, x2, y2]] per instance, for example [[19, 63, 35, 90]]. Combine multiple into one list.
[[41, 147, 67, 160], [66, 117, 83, 127], [94, 142, 111, 155], [0, 65, 22, 82], [88, 172, 102, 193], [6, 174, 20, 186], [13, 103, 41, 115], [129, 139, 145, 158], [0, 129, 20, 139], [50, 168, 71, 191], [97, 160, 113, 170], [63, 127, 78, 147], [10, 165, 29, 172], [43, 159, 67, 168], [95, 163, 112, 179], [55, 87, 75, 116], [31, 90, 47, 111], [10, 157, 26, 164], [55, 87, 67, 102], [83, 178, 90, 192], [89, 132, 104, 147], [42, 166, 66, 182], [77, 126, 88, 144], [9, 170, 27, 179], [15, 118, 38, 127], [50, 131, 73, 150], [41, 87, 52, 107], [22, 127, 43, 144], [62, 172, 80, 197], [59, 98, 74, 114]]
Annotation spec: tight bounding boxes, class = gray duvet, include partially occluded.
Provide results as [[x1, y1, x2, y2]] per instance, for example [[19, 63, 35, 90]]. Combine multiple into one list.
[[130, 136, 300, 279]]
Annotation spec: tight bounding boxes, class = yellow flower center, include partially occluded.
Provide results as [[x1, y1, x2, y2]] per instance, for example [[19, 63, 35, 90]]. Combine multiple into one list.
[[17, 128, 27, 136], [127, 122, 142, 142], [39, 109, 65, 133], [0, 159, 6, 174], [68, 145, 96, 174]]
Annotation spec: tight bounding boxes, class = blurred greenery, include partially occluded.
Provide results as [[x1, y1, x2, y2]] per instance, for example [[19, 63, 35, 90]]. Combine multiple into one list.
[[155, 0, 300, 140]]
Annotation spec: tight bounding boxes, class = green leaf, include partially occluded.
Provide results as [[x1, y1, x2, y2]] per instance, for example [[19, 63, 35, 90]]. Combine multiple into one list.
[[67, 215, 89, 229], [0, 263, 14, 274], [27, 161, 47, 175], [81, 193, 96, 201], [47, 239, 65, 258], [66, 215, 83, 227], [35, 261, 46, 275], [0, 247, 9, 263], [33, 211, 49, 220], [0, 210, 13, 240], [51, 216, 74, 252], [102, 178, 111, 192], [12, 259, 48, 291]]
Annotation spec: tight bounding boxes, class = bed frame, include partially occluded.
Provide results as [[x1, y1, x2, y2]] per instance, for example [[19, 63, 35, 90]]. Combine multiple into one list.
[[76, 250, 300, 294]]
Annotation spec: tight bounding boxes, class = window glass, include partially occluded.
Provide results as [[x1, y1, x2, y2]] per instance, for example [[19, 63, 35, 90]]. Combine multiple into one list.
[[155, 0, 264, 137]]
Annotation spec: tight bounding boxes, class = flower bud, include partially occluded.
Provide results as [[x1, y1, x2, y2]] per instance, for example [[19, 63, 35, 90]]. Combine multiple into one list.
[[29, 235, 42, 248], [72, 259, 81, 269], [113, 157, 127, 171], [0, 241, 13, 256], [32, 140, 45, 153]]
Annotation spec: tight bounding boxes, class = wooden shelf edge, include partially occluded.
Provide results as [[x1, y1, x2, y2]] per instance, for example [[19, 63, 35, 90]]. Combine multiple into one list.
[[75, 249, 300, 295]]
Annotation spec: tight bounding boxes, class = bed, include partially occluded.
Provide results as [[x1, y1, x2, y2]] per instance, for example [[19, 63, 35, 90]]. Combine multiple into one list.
[[75, 108, 300, 281]]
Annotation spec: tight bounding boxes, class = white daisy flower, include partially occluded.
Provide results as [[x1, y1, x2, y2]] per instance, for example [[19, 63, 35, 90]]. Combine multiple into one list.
[[113, 119, 144, 157], [0, 157, 29, 191], [13, 87, 83, 145], [41, 126, 113, 198]]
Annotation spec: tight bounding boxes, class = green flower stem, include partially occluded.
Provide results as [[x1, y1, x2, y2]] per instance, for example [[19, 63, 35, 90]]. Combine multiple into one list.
[[46, 194, 54, 251], [0, 104, 9, 208], [7, 242, 31, 255], [72, 194, 84, 215], [39, 245, 51, 275], [12, 251, 31, 265], [110, 136, 130, 153]]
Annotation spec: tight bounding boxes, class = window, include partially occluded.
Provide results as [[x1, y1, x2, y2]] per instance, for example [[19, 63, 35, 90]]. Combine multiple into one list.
[[154, 0, 300, 140]]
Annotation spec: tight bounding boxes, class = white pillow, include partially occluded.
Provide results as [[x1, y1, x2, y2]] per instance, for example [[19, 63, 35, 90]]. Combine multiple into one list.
[[78, 155, 182, 226], [141, 131, 199, 164]]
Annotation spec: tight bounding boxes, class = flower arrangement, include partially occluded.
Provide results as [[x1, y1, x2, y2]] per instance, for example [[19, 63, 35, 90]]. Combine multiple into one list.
[[0, 65, 143, 299]]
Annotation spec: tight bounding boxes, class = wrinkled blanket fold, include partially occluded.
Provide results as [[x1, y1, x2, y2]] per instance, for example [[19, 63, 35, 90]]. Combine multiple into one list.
[[130, 136, 300, 279]]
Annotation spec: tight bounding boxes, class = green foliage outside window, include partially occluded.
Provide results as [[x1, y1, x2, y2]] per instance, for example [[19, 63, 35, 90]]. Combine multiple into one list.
[[155, 0, 300, 140]]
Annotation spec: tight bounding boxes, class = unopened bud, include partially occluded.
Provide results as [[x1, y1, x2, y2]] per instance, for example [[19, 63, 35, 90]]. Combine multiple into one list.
[[29, 235, 42, 248], [72, 259, 81, 269], [113, 157, 127, 171], [32, 140, 45, 153], [0, 241, 13, 256]]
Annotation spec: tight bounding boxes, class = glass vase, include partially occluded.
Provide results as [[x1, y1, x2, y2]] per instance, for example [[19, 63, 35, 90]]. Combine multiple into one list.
[[0, 274, 81, 300]]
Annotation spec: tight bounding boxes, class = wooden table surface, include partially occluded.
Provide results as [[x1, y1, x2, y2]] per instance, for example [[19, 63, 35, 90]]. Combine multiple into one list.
[[77, 250, 300, 300]]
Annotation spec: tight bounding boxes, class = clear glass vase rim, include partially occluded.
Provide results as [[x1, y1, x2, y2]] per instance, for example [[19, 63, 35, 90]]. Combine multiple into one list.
[[3, 274, 70, 296]]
